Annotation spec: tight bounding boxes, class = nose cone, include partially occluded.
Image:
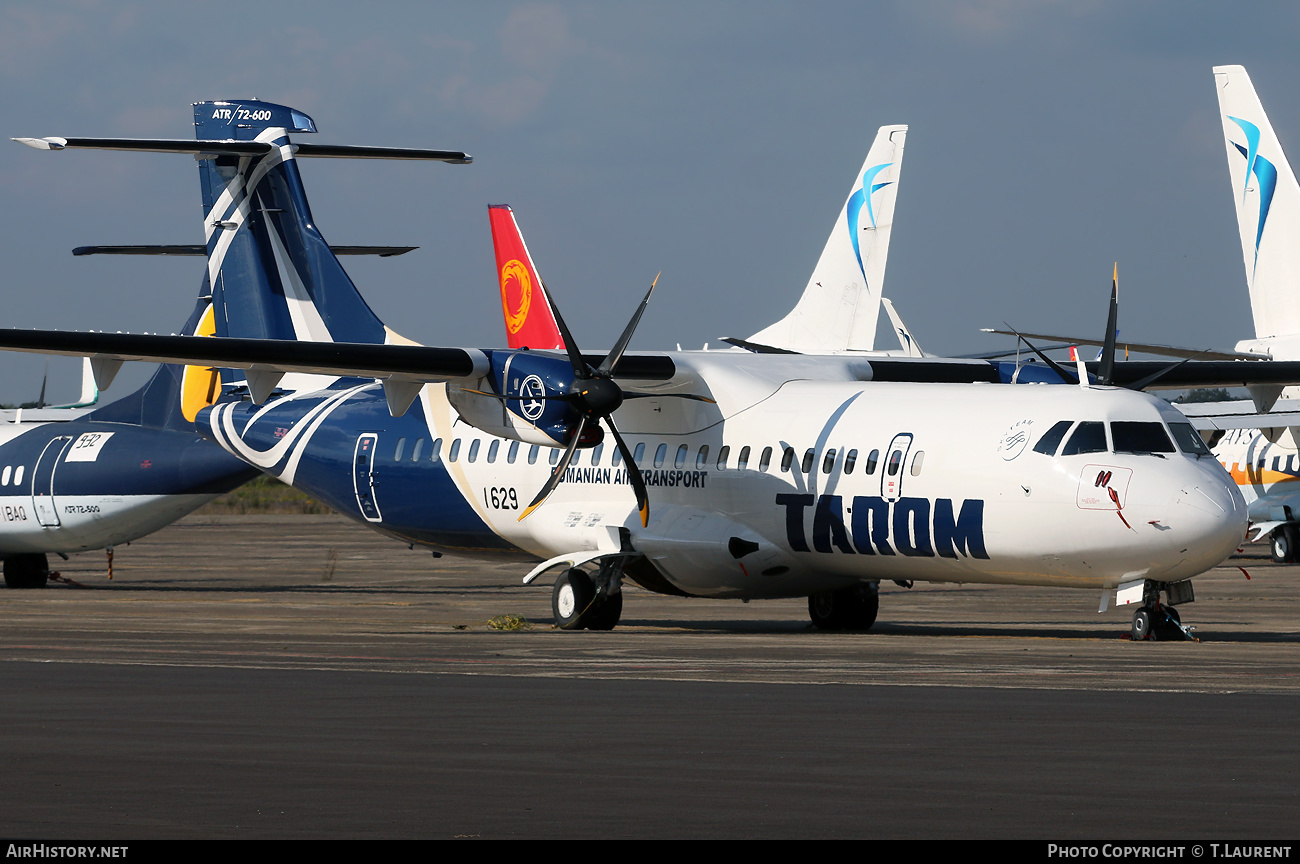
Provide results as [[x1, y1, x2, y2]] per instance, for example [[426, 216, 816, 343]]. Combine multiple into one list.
[[1165, 474, 1248, 579]]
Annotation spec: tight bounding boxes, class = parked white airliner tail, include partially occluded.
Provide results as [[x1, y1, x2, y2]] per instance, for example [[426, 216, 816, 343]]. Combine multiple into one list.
[[748, 125, 906, 353], [1215, 65, 1300, 358]]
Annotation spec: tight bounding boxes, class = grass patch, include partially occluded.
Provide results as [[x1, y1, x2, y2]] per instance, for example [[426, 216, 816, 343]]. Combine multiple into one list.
[[197, 475, 334, 515], [486, 614, 532, 631]]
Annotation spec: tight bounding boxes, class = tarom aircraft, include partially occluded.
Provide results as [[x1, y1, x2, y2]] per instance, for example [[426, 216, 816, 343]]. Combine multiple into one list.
[[2, 100, 1277, 640], [982, 66, 1300, 567]]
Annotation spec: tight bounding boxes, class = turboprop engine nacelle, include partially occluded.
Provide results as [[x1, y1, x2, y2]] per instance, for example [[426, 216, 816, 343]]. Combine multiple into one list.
[[447, 349, 593, 448]]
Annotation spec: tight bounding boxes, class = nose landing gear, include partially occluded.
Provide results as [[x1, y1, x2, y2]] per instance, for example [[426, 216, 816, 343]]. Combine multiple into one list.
[[1127, 580, 1196, 641]]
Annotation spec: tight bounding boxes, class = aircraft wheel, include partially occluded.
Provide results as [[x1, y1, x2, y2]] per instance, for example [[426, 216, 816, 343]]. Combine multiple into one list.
[[809, 591, 845, 630], [809, 584, 878, 631], [1271, 526, 1298, 563], [552, 568, 595, 630], [849, 587, 880, 630], [1130, 608, 1153, 641], [3, 554, 49, 589], [584, 592, 623, 631]]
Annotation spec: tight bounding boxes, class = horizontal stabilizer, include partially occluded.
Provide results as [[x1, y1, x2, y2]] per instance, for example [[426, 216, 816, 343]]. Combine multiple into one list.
[[14, 137, 471, 163], [72, 245, 417, 257]]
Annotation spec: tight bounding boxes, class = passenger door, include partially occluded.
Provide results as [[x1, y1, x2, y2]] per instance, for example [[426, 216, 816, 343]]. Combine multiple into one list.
[[352, 433, 383, 523], [31, 436, 72, 527], [880, 433, 913, 502]]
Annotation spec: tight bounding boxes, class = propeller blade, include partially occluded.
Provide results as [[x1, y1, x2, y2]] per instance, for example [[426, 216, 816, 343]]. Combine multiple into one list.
[[597, 272, 659, 377], [1123, 351, 1211, 391], [37, 362, 48, 408], [539, 280, 590, 380], [518, 415, 587, 522], [1099, 263, 1119, 385], [623, 392, 716, 403], [1003, 323, 1079, 384], [607, 418, 649, 527]]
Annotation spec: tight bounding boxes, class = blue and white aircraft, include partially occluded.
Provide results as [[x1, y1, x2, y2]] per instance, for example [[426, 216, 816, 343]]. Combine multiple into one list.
[[1, 101, 1260, 639], [0, 276, 258, 587], [0, 100, 473, 589]]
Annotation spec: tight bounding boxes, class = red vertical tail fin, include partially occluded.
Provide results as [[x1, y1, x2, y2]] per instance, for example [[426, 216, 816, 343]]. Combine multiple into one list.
[[488, 205, 563, 350]]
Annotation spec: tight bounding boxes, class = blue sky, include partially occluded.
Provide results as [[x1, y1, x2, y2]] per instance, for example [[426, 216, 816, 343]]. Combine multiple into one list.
[[1, 1, 1298, 402]]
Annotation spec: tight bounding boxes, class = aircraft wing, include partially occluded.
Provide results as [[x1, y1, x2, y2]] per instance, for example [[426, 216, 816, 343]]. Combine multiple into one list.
[[1175, 399, 1300, 431], [0, 329, 676, 384], [0, 329, 486, 380], [1088, 359, 1300, 389], [980, 329, 1257, 361]]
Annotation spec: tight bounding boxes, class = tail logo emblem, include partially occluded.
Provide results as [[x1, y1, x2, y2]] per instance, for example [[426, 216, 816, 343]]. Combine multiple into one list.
[[500, 259, 533, 335]]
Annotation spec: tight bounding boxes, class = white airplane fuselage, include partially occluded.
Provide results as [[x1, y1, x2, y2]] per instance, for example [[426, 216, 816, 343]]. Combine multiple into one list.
[[1212, 428, 1300, 524], [201, 353, 1247, 599]]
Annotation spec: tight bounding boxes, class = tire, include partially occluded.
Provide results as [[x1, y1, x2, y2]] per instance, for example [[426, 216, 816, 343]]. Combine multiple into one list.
[[847, 587, 879, 630], [4, 554, 49, 589], [584, 592, 623, 631], [809, 584, 878, 631], [1272, 526, 1298, 564], [552, 568, 595, 630], [809, 590, 845, 630], [1130, 608, 1153, 641]]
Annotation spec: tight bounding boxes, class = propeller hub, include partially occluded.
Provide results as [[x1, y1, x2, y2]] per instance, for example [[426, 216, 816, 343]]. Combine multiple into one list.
[[576, 376, 623, 416]]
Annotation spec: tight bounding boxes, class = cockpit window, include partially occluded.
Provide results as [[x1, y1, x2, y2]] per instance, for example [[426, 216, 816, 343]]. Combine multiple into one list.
[[1032, 420, 1074, 456], [1060, 421, 1107, 455], [1168, 422, 1212, 456], [1111, 422, 1175, 455]]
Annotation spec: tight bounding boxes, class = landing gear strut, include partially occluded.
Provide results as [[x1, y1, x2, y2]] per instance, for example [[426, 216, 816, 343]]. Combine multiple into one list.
[[808, 583, 879, 631], [4, 554, 50, 589], [552, 559, 626, 631], [1128, 580, 1194, 641]]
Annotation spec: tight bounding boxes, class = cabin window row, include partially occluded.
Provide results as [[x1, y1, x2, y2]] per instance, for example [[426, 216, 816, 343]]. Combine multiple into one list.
[[390, 436, 924, 477], [0, 465, 25, 486]]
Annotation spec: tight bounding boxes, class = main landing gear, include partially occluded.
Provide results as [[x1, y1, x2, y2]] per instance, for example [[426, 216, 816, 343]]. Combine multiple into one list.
[[1128, 579, 1195, 642], [1270, 525, 1298, 564], [552, 561, 624, 631], [3, 554, 49, 589], [808, 583, 879, 631]]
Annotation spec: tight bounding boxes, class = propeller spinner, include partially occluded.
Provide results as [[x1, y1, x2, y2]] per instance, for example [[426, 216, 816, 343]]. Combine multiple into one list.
[[483, 274, 713, 527], [516, 275, 660, 526]]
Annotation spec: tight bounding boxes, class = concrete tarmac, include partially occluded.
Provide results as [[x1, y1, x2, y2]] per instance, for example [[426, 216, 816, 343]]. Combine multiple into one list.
[[2, 515, 1298, 839]]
